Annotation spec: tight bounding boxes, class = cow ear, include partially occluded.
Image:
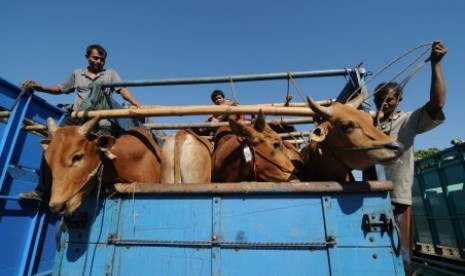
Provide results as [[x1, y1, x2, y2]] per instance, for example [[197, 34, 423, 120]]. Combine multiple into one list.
[[230, 119, 253, 137], [40, 139, 52, 151], [310, 126, 326, 142], [47, 118, 60, 137], [229, 119, 260, 144], [96, 135, 116, 150]]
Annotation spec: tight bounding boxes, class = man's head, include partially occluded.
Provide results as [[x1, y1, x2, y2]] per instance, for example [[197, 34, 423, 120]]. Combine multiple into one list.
[[211, 90, 226, 105], [373, 82, 403, 117], [85, 44, 107, 72]]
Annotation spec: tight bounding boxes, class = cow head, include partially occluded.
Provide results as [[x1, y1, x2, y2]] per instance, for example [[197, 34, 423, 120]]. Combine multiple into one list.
[[41, 116, 106, 215], [306, 92, 403, 172], [228, 110, 298, 181]]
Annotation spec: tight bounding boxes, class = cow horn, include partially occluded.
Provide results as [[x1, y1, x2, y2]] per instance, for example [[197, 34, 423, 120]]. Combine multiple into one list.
[[307, 96, 333, 118], [254, 109, 266, 132], [47, 117, 60, 137], [78, 116, 101, 136], [346, 89, 368, 109]]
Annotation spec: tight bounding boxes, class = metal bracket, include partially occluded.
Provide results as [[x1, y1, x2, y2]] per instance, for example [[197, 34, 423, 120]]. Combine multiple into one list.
[[362, 213, 392, 232]]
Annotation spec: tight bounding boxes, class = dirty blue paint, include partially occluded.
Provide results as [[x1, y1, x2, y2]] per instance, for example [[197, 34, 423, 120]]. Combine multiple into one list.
[[54, 191, 404, 276], [0, 77, 64, 276]]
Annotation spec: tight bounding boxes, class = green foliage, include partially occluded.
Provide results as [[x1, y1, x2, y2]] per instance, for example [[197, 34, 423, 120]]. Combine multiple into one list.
[[414, 147, 440, 160]]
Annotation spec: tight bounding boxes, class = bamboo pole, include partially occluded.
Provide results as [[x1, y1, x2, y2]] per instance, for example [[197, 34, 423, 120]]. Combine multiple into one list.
[[20, 110, 381, 131], [1, 110, 49, 136], [144, 117, 316, 130], [131, 99, 334, 109], [71, 105, 317, 119], [162, 131, 310, 141], [111, 181, 393, 194]]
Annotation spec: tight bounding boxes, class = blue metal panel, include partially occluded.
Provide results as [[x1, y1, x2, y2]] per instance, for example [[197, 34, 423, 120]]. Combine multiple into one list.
[[331, 247, 400, 275], [0, 77, 63, 276], [324, 193, 393, 247], [0, 91, 32, 186], [220, 249, 329, 276], [323, 193, 404, 275], [9, 131, 44, 170], [54, 243, 212, 276], [114, 195, 213, 243], [218, 195, 329, 275], [219, 195, 326, 244], [55, 188, 403, 275]]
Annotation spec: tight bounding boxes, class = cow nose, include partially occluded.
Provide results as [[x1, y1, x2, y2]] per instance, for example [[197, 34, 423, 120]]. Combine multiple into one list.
[[49, 202, 67, 215], [288, 173, 300, 182], [385, 141, 404, 152]]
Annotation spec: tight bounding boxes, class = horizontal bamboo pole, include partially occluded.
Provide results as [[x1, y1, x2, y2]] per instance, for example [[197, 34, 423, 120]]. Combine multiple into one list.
[[0, 111, 11, 118], [1, 110, 49, 136], [145, 117, 316, 130], [23, 110, 381, 132], [111, 181, 393, 194], [162, 131, 310, 141], [71, 105, 319, 119], [132, 99, 334, 109]]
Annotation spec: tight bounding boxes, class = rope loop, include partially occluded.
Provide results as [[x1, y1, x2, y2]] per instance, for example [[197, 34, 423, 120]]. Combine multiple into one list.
[[346, 42, 434, 106]]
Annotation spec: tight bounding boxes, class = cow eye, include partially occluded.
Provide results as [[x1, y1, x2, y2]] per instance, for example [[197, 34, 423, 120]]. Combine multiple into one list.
[[71, 153, 84, 165], [340, 121, 355, 133], [273, 141, 281, 149]]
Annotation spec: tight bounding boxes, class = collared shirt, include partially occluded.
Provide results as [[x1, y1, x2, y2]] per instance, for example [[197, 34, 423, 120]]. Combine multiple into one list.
[[58, 68, 123, 111], [380, 105, 445, 205]]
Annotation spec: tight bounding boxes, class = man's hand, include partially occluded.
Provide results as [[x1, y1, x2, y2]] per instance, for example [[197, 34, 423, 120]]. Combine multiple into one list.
[[21, 80, 44, 92], [430, 40, 447, 64]]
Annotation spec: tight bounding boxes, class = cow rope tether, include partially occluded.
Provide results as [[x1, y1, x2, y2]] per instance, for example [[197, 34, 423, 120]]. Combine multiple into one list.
[[320, 140, 388, 152], [287, 70, 307, 103], [59, 161, 104, 216], [229, 75, 238, 104]]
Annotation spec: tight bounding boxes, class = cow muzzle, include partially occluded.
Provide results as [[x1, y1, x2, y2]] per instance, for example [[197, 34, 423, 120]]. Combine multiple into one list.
[[49, 201, 68, 216]]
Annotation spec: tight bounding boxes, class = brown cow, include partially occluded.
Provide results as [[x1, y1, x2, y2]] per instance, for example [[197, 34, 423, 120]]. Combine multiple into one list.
[[212, 110, 298, 182], [42, 116, 161, 215], [161, 129, 213, 183], [304, 93, 403, 181]]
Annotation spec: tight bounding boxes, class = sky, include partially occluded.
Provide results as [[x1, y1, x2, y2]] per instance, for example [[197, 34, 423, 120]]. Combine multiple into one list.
[[1, 0, 464, 151]]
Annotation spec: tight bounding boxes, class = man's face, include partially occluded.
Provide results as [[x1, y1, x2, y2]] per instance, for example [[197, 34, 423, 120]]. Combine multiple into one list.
[[374, 89, 401, 116], [213, 95, 225, 105], [86, 49, 106, 72]]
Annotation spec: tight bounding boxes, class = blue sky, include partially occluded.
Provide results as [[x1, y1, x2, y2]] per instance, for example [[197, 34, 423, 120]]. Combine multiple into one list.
[[1, 0, 464, 150]]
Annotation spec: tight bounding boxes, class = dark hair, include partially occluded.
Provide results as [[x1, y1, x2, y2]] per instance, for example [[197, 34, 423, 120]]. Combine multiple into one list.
[[211, 89, 225, 102], [374, 82, 403, 99], [85, 44, 107, 58]]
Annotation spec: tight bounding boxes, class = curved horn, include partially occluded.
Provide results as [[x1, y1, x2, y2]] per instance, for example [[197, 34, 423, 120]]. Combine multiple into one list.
[[47, 117, 60, 137], [347, 89, 368, 109], [78, 116, 101, 136], [307, 96, 333, 118]]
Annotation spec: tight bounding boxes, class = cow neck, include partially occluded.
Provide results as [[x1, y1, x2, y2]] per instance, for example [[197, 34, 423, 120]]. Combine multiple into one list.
[[236, 136, 258, 181], [213, 127, 235, 149], [236, 136, 295, 181], [314, 141, 352, 179]]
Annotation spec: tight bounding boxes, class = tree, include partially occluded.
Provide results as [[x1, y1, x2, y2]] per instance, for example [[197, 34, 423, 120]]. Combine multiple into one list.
[[414, 147, 440, 160]]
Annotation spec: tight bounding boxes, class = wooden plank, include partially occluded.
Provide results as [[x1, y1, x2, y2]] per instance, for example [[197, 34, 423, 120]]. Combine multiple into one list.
[[110, 181, 394, 194]]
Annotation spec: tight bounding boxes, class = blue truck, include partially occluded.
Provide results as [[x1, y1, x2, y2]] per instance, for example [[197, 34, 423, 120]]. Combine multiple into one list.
[[0, 69, 421, 275]]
